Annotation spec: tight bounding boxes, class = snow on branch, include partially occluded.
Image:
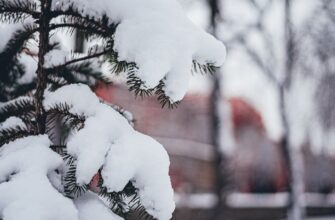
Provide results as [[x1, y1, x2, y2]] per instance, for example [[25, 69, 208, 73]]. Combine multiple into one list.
[[44, 84, 175, 220], [0, 116, 26, 130], [0, 0, 39, 23], [52, 0, 226, 102], [75, 192, 124, 220], [0, 135, 78, 220]]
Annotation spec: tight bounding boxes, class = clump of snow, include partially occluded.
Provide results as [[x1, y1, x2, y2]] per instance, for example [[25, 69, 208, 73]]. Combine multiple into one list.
[[44, 83, 100, 116], [44, 49, 69, 68], [17, 53, 37, 84], [75, 192, 124, 220], [0, 18, 35, 53], [67, 104, 132, 185], [0, 117, 26, 130], [102, 131, 174, 220], [0, 24, 23, 53], [52, 0, 226, 102], [44, 84, 175, 220], [0, 135, 78, 220]]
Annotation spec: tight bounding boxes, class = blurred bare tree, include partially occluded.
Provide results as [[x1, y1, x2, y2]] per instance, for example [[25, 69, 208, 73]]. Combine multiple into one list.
[[299, 0, 335, 140], [220, 0, 305, 219]]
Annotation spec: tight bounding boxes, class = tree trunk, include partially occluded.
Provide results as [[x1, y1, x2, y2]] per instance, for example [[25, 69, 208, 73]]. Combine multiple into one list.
[[282, 0, 305, 219], [279, 85, 305, 220], [210, 69, 229, 220], [209, 0, 229, 219], [35, 0, 52, 134]]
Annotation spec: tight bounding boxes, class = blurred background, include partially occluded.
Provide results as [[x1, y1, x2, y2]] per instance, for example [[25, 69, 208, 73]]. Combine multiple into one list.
[[79, 0, 335, 219]]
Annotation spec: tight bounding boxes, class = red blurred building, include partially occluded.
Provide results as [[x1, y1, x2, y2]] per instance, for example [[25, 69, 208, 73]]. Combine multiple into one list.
[[95, 84, 289, 194]]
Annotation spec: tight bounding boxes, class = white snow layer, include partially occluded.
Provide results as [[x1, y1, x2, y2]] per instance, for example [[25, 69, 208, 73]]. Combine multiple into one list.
[[0, 117, 26, 130], [44, 49, 74, 68], [0, 17, 34, 52], [44, 84, 175, 220], [0, 23, 23, 52], [0, 135, 78, 220], [17, 53, 37, 84], [75, 192, 124, 220], [52, 0, 226, 101]]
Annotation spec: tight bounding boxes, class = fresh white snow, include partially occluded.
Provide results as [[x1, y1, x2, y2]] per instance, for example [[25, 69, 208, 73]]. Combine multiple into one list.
[[0, 23, 24, 53], [0, 17, 34, 53], [17, 53, 37, 84], [75, 192, 124, 220], [0, 135, 78, 220], [44, 84, 175, 220], [0, 117, 26, 130], [52, 0, 226, 102], [44, 49, 69, 68]]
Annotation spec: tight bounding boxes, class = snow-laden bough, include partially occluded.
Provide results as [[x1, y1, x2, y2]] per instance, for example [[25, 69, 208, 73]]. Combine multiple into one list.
[[51, 0, 226, 102], [0, 135, 78, 220], [44, 84, 175, 220]]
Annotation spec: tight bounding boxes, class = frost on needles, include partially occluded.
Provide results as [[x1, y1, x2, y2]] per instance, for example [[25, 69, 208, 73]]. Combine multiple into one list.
[[0, 0, 226, 220]]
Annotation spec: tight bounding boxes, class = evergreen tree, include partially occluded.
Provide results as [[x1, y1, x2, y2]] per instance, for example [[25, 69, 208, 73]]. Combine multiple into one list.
[[0, 0, 226, 220]]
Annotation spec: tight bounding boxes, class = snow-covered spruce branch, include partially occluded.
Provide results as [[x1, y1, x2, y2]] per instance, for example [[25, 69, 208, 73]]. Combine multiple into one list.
[[45, 50, 108, 69], [46, 62, 111, 89], [0, 0, 39, 23], [43, 84, 175, 219], [44, 49, 113, 86], [0, 0, 226, 219], [0, 97, 35, 123], [50, 8, 117, 34], [0, 126, 33, 146], [46, 103, 86, 129], [0, 24, 39, 101], [49, 22, 114, 38]]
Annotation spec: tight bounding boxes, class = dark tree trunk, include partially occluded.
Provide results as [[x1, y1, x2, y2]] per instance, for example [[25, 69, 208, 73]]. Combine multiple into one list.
[[35, 0, 52, 134], [209, 0, 229, 219], [210, 70, 229, 220]]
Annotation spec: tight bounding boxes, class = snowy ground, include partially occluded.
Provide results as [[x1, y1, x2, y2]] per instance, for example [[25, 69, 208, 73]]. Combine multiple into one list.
[[176, 192, 335, 209], [287, 218, 335, 220]]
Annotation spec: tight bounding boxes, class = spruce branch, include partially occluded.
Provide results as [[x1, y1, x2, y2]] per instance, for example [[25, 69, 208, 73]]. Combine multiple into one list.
[[63, 153, 89, 198], [50, 5, 117, 37], [97, 181, 133, 217], [48, 146, 89, 198], [0, 126, 34, 146], [155, 81, 180, 109], [0, 97, 35, 123], [46, 103, 86, 130], [126, 71, 154, 97], [105, 46, 185, 108], [0, 25, 38, 86], [96, 173, 156, 220], [46, 49, 108, 70], [11, 81, 36, 99], [191, 61, 217, 75], [45, 102, 86, 146], [47, 75, 68, 90], [46, 57, 112, 85], [126, 72, 180, 109], [49, 19, 115, 39], [0, 0, 39, 23]]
